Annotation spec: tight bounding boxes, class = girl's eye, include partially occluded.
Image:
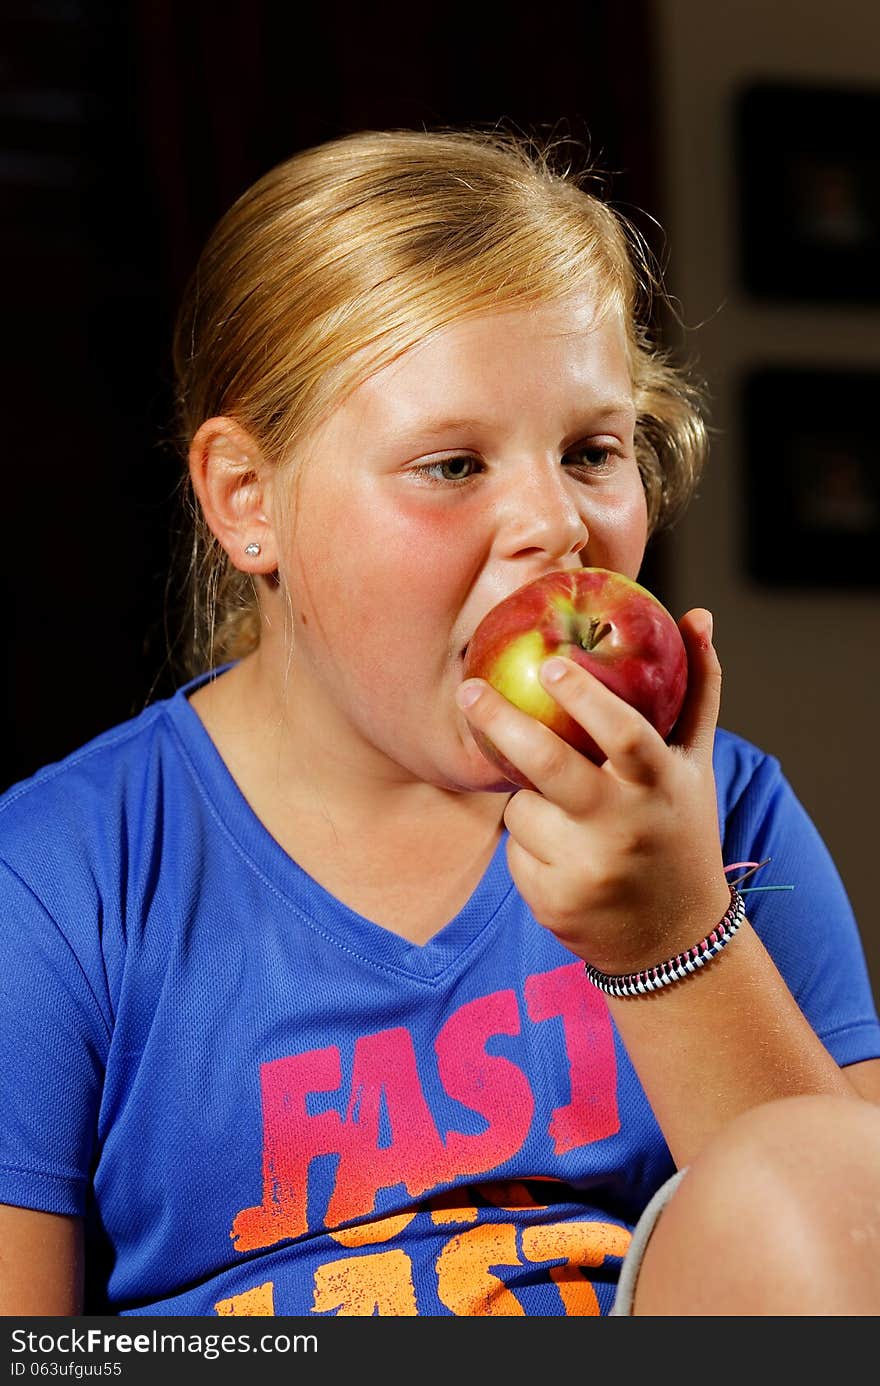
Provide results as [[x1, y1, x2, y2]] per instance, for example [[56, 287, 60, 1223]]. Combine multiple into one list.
[[414, 456, 482, 484], [410, 444, 619, 487], [564, 443, 615, 471]]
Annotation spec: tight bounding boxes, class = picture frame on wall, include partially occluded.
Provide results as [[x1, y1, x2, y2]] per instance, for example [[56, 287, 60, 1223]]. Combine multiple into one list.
[[735, 81, 880, 304], [742, 367, 880, 588]]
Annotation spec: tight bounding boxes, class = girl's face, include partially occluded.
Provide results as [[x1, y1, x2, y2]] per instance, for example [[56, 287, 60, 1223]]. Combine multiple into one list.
[[269, 293, 649, 790]]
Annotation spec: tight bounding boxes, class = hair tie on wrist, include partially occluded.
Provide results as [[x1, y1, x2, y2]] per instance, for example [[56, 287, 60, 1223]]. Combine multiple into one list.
[[583, 886, 746, 998]]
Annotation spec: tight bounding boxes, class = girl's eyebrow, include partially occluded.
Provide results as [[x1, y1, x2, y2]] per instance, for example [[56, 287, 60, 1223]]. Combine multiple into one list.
[[386, 416, 486, 445], [388, 401, 636, 447], [583, 398, 638, 423]]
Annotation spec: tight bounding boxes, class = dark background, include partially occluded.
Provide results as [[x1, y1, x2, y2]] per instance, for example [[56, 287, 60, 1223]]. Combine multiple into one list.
[[4, 0, 666, 791]]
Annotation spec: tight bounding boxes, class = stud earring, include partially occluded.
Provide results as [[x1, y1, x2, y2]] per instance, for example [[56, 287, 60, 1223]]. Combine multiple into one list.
[[244, 542, 261, 557]]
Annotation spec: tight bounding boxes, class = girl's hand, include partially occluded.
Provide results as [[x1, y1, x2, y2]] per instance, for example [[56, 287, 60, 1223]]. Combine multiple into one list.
[[456, 608, 731, 973]]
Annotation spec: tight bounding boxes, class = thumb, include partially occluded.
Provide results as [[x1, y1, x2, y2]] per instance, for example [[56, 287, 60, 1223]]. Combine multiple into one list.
[[671, 608, 722, 760]]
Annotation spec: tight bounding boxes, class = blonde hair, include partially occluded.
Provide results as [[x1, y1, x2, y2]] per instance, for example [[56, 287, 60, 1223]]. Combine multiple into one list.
[[172, 126, 707, 675]]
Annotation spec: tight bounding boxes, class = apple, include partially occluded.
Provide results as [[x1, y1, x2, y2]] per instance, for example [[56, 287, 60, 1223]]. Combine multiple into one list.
[[462, 568, 688, 788]]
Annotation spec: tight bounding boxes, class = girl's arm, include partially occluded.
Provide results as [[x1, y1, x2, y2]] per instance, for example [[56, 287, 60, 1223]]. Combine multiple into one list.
[[847, 1058, 880, 1102], [457, 610, 877, 1166], [601, 922, 854, 1164], [0, 1205, 83, 1315]]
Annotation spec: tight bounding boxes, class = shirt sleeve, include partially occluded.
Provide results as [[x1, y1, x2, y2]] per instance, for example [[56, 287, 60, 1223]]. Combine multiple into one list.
[[0, 860, 111, 1216], [719, 748, 880, 1067]]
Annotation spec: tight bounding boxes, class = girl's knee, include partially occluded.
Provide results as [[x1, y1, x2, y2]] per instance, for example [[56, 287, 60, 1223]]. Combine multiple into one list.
[[633, 1095, 880, 1315], [718, 1092, 880, 1177]]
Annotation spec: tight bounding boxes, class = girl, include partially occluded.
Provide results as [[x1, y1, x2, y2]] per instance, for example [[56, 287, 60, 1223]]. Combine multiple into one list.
[[2, 128, 880, 1318]]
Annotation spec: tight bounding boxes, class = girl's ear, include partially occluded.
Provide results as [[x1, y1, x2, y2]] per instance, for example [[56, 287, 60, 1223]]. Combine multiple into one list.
[[187, 418, 278, 573]]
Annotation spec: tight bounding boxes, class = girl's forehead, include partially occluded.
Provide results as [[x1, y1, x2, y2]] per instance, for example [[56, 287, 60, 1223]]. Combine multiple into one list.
[[357, 294, 624, 396], [300, 300, 633, 455], [285, 295, 632, 471]]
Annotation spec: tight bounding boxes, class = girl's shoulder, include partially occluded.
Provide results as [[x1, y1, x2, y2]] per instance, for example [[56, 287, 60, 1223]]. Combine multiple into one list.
[[2, 702, 165, 820], [712, 725, 783, 819], [0, 676, 213, 880]]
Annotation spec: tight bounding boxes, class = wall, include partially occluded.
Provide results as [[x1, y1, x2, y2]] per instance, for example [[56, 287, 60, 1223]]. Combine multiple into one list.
[[652, 0, 880, 996]]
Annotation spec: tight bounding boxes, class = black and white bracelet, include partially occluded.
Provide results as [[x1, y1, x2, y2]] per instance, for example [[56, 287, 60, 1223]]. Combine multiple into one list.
[[583, 886, 746, 998]]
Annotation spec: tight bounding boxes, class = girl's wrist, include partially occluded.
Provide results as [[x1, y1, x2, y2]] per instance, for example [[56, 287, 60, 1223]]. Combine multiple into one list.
[[583, 886, 746, 997], [577, 878, 735, 977]]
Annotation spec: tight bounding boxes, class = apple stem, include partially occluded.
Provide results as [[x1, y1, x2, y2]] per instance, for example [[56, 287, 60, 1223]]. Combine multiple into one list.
[[581, 618, 612, 651]]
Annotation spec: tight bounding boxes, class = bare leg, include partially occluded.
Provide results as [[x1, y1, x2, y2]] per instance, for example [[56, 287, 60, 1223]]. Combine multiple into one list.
[[633, 1095, 880, 1315]]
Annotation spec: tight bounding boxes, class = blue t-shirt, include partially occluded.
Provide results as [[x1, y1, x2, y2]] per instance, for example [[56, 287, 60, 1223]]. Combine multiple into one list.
[[1, 671, 878, 1316]]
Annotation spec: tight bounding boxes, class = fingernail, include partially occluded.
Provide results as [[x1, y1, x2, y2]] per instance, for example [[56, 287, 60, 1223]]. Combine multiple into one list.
[[541, 657, 568, 683], [706, 612, 714, 642], [456, 680, 484, 709]]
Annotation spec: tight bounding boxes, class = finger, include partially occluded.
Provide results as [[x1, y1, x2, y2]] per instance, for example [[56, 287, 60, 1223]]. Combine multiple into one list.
[[456, 676, 603, 811], [505, 834, 557, 910], [669, 609, 722, 761], [503, 788, 575, 867], [504, 838, 592, 955], [537, 656, 667, 787]]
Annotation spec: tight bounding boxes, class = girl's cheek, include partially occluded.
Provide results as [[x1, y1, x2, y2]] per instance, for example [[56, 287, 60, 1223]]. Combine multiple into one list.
[[383, 496, 487, 563], [595, 490, 649, 575], [393, 493, 474, 532]]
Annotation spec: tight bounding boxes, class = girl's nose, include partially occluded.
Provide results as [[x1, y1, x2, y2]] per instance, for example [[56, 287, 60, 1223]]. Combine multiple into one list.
[[495, 462, 588, 565]]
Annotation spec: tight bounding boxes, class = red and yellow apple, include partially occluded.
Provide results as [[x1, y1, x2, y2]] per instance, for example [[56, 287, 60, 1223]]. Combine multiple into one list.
[[462, 568, 688, 787]]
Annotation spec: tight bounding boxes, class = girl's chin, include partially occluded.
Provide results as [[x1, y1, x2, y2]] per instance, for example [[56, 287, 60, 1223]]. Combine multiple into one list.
[[449, 744, 520, 795]]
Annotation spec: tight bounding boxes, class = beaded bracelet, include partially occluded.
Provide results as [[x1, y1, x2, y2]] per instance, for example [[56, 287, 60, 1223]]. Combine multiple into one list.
[[583, 886, 746, 998]]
